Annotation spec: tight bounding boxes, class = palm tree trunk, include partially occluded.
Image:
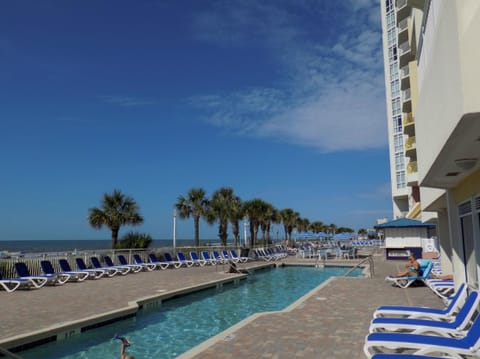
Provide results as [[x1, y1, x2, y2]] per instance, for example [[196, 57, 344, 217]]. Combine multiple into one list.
[[194, 216, 200, 247], [111, 227, 119, 249]]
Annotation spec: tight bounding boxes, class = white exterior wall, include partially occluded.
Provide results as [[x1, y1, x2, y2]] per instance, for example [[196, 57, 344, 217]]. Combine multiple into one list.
[[416, 1, 480, 184], [384, 227, 427, 248]]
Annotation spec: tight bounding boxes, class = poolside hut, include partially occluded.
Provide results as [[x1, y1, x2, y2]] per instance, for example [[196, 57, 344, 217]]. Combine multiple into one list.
[[375, 218, 435, 260]]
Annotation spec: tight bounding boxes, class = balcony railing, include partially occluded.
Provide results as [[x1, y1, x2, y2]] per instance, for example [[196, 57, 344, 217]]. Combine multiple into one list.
[[405, 136, 416, 150], [407, 161, 418, 174], [403, 112, 414, 125], [399, 41, 411, 56], [398, 18, 408, 32], [396, 0, 407, 9]]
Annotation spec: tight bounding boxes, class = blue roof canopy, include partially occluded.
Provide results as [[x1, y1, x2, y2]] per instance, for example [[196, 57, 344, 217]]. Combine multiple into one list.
[[374, 218, 435, 229]]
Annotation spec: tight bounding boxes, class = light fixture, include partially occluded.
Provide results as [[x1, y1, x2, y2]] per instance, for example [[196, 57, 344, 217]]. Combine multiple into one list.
[[454, 158, 478, 171]]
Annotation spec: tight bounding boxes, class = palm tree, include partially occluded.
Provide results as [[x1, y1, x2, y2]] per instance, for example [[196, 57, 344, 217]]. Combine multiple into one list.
[[279, 208, 300, 241], [205, 187, 238, 246], [309, 221, 324, 233], [243, 199, 270, 247], [228, 195, 244, 246], [88, 189, 144, 249], [259, 203, 276, 246], [175, 188, 209, 247]]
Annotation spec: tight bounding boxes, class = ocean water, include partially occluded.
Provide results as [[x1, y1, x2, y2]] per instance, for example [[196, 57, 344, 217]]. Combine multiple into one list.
[[0, 239, 220, 253]]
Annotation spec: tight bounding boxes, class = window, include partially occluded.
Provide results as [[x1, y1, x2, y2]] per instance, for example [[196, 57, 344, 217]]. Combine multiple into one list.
[[396, 171, 406, 189], [394, 134, 404, 152], [391, 79, 400, 98], [390, 62, 398, 81], [387, 11, 395, 29], [395, 152, 405, 171], [392, 98, 401, 117], [387, 28, 397, 47], [393, 115, 402, 133], [385, 0, 393, 13], [388, 46, 398, 62]]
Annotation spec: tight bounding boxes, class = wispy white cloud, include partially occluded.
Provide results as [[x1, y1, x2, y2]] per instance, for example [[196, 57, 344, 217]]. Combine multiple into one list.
[[356, 183, 392, 200], [189, 0, 386, 152], [98, 95, 156, 107]]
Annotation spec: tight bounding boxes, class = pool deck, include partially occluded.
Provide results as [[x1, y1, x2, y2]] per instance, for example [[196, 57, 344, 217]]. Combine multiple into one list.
[[0, 249, 445, 358]]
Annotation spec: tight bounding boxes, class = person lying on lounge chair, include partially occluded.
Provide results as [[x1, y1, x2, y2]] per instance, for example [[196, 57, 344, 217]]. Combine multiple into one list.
[[390, 254, 420, 278]]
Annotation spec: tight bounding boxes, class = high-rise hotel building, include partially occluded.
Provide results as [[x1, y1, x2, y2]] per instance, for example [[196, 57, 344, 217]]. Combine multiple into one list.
[[380, 0, 480, 287]]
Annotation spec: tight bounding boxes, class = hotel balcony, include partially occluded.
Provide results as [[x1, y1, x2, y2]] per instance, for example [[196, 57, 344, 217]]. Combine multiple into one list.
[[405, 135, 416, 157], [407, 161, 419, 186], [397, 18, 409, 45], [402, 88, 412, 113], [399, 40, 414, 67], [396, 0, 426, 23], [403, 112, 415, 136], [400, 64, 410, 90], [407, 160, 417, 174]]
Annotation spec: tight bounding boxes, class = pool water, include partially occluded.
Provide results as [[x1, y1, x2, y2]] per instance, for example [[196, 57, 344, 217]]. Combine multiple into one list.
[[18, 266, 362, 358]]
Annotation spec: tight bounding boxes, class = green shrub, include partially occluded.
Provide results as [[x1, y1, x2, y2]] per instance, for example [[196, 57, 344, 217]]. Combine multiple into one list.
[[116, 232, 152, 249]]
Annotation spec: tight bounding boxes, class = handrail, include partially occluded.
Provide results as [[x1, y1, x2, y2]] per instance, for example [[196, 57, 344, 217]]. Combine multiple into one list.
[[343, 255, 374, 278], [0, 346, 24, 359]]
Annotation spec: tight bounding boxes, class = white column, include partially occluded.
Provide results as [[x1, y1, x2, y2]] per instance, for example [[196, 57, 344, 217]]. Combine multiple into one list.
[[173, 209, 177, 252]]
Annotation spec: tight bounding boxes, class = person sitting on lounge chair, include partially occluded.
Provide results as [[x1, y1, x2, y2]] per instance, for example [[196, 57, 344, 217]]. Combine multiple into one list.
[[390, 254, 420, 278]]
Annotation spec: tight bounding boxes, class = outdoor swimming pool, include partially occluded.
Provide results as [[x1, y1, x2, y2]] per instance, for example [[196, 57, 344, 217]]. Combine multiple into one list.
[[18, 266, 363, 358]]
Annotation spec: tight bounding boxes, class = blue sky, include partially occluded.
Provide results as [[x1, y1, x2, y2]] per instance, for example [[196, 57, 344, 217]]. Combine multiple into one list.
[[0, 0, 391, 242]]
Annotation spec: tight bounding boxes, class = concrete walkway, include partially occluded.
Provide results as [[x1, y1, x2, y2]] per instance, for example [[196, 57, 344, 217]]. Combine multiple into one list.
[[0, 251, 445, 358]]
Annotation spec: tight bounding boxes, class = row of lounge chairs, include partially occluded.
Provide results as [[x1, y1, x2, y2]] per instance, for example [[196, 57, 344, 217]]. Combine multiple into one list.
[[0, 250, 252, 292], [253, 247, 288, 261], [364, 261, 480, 358]]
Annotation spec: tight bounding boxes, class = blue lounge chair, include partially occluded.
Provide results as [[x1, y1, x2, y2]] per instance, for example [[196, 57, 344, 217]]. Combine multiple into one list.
[[369, 290, 480, 337], [176, 252, 194, 267], [373, 283, 467, 320], [201, 251, 217, 265], [212, 250, 228, 264], [364, 306, 480, 358], [57, 259, 92, 281], [385, 260, 434, 288], [148, 253, 170, 270], [117, 255, 143, 273], [230, 249, 249, 263], [222, 250, 237, 263], [72, 258, 105, 279], [189, 252, 206, 266], [14, 262, 54, 287], [133, 254, 157, 271], [101, 256, 131, 275], [89, 257, 119, 277], [40, 260, 74, 283], [163, 253, 182, 268], [0, 273, 32, 292]]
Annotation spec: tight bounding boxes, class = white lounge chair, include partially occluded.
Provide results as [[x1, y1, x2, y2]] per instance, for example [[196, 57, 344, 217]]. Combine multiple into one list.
[[189, 252, 206, 266], [133, 254, 157, 271], [0, 273, 32, 292], [385, 261, 434, 288], [14, 262, 53, 288], [369, 290, 480, 337], [117, 255, 143, 273], [364, 304, 480, 358], [373, 283, 467, 320]]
